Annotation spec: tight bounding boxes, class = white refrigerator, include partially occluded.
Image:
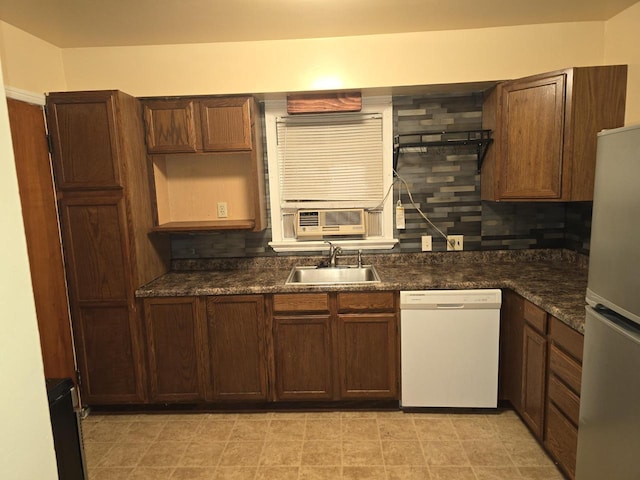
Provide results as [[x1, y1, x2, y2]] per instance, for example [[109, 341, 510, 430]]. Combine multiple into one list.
[[576, 125, 640, 479]]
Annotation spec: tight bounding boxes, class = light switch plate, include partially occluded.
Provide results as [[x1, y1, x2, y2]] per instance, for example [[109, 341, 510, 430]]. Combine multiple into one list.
[[421, 235, 432, 251]]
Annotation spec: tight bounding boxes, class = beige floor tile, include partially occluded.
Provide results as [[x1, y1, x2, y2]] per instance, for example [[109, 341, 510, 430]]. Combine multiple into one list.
[[84, 442, 114, 468], [156, 420, 202, 442], [121, 421, 165, 443], [88, 467, 134, 480], [180, 441, 226, 467], [385, 465, 431, 479], [342, 440, 384, 466], [429, 466, 477, 480], [206, 413, 240, 421], [194, 420, 237, 442], [381, 440, 426, 466], [271, 412, 309, 420], [138, 441, 188, 467], [378, 418, 419, 441], [491, 416, 533, 442], [451, 417, 498, 441], [219, 441, 264, 466], [503, 440, 555, 467], [305, 419, 342, 440], [140, 413, 206, 423], [517, 466, 565, 479], [298, 466, 342, 480], [259, 440, 303, 466], [170, 466, 217, 479], [342, 418, 379, 441], [213, 466, 257, 480], [128, 466, 175, 479], [305, 411, 342, 419], [255, 466, 300, 480], [343, 466, 386, 480], [414, 418, 458, 441], [229, 419, 270, 441], [301, 440, 342, 466], [236, 412, 274, 420], [342, 411, 378, 418], [474, 466, 522, 479], [84, 422, 131, 443], [99, 443, 150, 468], [422, 441, 470, 467], [462, 440, 513, 467], [267, 419, 306, 441]]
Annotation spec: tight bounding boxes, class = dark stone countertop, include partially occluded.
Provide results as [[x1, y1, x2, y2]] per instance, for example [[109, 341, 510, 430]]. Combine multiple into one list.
[[136, 250, 589, 333]]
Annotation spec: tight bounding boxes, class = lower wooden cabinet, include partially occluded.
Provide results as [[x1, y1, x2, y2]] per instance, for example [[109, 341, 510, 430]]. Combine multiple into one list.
[[499, 290, 584, 480], [206, 295, 268, 401], [143, 297, 208, 402], [336, 313, 397, 398], [520, 323, 547, 439]]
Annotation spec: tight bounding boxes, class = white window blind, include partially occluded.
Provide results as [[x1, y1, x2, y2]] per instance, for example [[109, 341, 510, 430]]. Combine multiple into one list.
[[276, 113, 384, 204]]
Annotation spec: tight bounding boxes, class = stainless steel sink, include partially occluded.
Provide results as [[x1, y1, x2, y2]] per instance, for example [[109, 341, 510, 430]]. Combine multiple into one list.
[[285, 265, 381, 285]]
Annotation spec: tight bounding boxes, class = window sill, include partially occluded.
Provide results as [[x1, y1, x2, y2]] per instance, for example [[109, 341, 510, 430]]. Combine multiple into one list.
[[269, 239, 399, 253]]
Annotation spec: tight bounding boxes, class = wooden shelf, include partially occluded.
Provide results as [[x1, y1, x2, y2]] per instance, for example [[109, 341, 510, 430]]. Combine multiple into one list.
[[152, 219, 256, 233]]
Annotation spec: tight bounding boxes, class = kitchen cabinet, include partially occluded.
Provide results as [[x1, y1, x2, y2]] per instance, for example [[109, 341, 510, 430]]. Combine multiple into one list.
[[498, 289, 524, 410], [143, 297, 208, 402], [206, 295, 268, 401], [141, 95, 266, 233], [499, 290, 584, 479], [545, 316, 584, 480], [47, 91, 169, 405], [520, 300, 548, 440], [482, 65, 627, 201], [336, 292, 398, 399], [271, 294, 333, 401]]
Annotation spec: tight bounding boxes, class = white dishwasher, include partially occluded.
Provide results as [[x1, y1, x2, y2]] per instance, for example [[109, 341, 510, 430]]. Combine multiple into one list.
[[400, 289, 501, 408]]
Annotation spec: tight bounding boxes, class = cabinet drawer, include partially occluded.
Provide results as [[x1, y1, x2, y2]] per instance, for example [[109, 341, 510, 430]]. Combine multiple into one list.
[[273, 294, 329, 313], [523, 300, 547, 333], [337, 292, 396, 313], [549, 344, 582, 395], [547, 374, 580, 426], [545, 402, 578, 479], [549, 316, 584, 362]]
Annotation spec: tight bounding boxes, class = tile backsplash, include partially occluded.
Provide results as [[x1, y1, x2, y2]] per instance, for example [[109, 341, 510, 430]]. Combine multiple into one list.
[[170, 93, 592, 259]]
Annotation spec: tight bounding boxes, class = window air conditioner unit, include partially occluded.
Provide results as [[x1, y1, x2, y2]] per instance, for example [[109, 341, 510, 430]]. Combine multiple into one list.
[[296, 209, 366, 238]]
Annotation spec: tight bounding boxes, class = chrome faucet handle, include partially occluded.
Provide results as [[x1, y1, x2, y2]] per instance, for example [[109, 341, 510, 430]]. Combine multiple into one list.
[[357, 249, 363, 268]]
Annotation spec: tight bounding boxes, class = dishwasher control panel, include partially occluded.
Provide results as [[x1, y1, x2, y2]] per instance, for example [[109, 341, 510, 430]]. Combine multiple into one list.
[[400, 289, 502, 310]]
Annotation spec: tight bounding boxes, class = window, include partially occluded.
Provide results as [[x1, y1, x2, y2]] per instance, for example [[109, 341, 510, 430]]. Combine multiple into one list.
[[264, 95, 397, 252]]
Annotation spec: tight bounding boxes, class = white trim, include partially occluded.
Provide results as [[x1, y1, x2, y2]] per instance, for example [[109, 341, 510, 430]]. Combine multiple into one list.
[[269, 238, 398, 253], [4, 86, 46, 106]]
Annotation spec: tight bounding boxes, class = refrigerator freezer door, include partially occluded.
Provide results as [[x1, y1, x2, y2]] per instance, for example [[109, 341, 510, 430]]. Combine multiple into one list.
[[586, 125, 640, 324], [576, 306, 640, 480]]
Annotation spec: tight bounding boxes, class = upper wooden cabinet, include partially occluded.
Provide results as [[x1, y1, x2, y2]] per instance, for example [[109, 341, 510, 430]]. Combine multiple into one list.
[[140, 95, 267, 233], [142, 96, 253, 154], [482, 65, 627, 201]]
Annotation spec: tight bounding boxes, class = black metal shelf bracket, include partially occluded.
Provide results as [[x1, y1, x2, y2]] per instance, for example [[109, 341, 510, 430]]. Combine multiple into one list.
[[393, 129, 493, 173]]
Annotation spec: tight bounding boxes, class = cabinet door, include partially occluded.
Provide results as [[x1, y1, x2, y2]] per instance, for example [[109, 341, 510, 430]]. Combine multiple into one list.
[[206, 295, 267, 401], [46, 91, 122, 189], [58, 193, 131, 302], [143, 297, 208, 402], [200, 97, 253, 151], [74, 305, 146, 404], [521, 323, 547, 438], [142, 99, 199, 153], [499, 290, 524, 409], [336, 313, 398, 399], [500, 73, 566, 199], [273, 315, 333, 400]]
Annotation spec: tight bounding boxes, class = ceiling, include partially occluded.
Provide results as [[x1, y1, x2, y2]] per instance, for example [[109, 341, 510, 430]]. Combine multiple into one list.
[[0, 0, 636, 48]]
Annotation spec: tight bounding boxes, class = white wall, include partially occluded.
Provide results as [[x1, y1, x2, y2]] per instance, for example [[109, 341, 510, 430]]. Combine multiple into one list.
[[0, 58, 58, 479], [604, 1, 640, 124]]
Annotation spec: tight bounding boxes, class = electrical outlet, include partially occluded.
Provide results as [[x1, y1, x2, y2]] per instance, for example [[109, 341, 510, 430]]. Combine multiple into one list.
[[421, 235, 432, 252], [447, 235, 464, 251], [217, 202, 228, 218]]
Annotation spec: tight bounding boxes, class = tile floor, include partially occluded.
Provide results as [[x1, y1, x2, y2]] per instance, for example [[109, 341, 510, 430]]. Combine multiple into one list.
[[82, 409, 565, 480]]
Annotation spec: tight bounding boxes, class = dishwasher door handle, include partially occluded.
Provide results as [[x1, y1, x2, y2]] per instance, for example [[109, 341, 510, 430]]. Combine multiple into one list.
[[436, 304, 465, 309]]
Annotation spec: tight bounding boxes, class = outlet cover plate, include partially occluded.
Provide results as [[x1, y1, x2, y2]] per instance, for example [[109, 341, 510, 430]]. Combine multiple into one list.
[[421, 235, 432, 252], [447, 235, 463, 251]]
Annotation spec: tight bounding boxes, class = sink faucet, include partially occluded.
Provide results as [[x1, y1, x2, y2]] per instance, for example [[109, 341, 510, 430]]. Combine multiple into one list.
[[326, 241, 343, 267]]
